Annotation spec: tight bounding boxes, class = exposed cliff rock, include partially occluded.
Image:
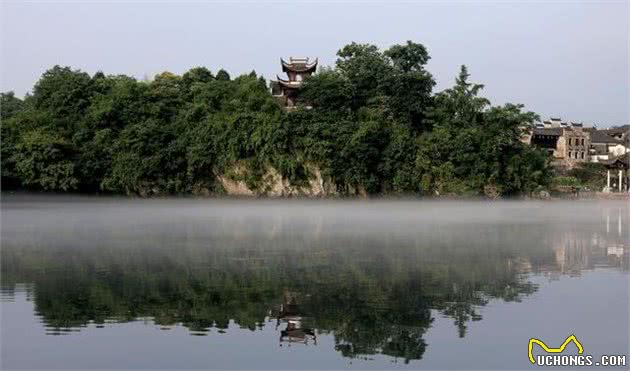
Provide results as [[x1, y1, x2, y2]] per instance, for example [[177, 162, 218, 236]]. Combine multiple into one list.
[[217, 164, 337, 197]]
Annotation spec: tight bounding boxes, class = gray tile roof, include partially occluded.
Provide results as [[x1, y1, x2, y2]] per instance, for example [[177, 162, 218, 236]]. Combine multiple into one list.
[[604, 125, 629, 136], [590, 130, 624, 144], [533, 128, 563, 136]]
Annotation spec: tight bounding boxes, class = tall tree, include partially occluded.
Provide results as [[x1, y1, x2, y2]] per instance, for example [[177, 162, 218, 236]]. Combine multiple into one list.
[[382, 41, 435, 131]]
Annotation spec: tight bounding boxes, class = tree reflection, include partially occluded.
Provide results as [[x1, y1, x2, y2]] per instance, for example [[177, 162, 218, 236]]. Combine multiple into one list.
[[2, 205, 626, 363]]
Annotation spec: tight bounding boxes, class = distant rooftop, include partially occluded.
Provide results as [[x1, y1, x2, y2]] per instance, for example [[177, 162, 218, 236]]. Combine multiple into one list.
[[533, 127, 563, 136], [604, 125, 629, 135], [590, 130, 624, 144]]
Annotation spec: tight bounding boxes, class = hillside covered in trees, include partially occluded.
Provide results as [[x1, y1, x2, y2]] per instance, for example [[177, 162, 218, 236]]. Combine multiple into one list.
[[1, 41, 552, 197]]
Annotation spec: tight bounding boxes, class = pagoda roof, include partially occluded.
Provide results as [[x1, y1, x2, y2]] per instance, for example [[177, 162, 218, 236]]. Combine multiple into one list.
[[276, 76, 303, 89], [281, 57, 318, 73]]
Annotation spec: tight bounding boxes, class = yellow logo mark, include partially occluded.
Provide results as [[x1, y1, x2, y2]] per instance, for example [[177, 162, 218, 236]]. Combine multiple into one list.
[[528, 335, 584, 364]]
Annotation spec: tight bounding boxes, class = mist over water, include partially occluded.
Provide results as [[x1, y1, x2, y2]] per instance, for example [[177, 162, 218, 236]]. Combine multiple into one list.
[[1, 195, 628, 369]]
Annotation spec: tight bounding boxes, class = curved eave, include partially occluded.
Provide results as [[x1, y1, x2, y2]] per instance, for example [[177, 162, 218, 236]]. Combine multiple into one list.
[[277, 81, 302, 89], [275, 76, 302, 89], [281, 58, 318, 73]]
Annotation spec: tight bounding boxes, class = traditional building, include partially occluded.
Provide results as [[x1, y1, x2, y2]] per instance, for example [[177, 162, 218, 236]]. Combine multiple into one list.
[[271, 57, 318, 109], [529, 124, 590, 165], [586, 129, 626, 163], [602, 155, 629, 193], [526, 117, 629, 191], [528, 118, 630, 168], [529, 127, 562, 156]]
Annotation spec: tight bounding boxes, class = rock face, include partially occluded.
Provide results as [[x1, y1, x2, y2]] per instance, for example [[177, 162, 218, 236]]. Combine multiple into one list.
[[217, 165, 337, 197], [216, 175, 256, 196]]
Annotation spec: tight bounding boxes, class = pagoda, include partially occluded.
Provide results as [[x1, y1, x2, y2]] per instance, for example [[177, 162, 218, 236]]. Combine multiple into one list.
[[271, 57, 318, 108]]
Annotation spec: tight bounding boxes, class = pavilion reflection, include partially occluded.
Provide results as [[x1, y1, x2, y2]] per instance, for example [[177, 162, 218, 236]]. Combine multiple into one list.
[[275, 291, 317, 346]]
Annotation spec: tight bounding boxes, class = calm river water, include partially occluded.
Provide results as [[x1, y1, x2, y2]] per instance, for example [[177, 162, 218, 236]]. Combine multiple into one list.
[[1, 195, 628, 370]]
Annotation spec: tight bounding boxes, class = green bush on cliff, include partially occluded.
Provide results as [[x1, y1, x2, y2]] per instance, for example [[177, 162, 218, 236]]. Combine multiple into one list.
[[1, 41, 551, 196]]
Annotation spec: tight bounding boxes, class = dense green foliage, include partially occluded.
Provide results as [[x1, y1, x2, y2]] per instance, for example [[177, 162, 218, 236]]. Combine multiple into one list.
[[547, 163, 608, 193], [567, 162, 608, 191], [1, 41, 551, 196]]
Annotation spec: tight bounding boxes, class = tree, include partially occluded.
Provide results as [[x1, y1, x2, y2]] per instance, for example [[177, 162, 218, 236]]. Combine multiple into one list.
[[300, 68, 352, 112], [382, 41, 435, 130], [418, 66, 549, 196], [13, 66, 94, 190], [104, 119, 187, 195], [148, 72, 184, 121], [31, 65, 94, 134], [12, 128, 78, 191], [1, 92, 27, 188], [336, 42, 391, 110], [384, 41, 430, 73], [181, 67, 214, 100], [73, 75, 149, 191], [216, 69, 231, 81], [0, 91, 24, 120], [428, 65, 490, 131], [1, 41, 553, 197]]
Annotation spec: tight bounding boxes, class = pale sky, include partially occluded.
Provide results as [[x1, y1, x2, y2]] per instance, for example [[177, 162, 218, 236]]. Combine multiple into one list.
[[1, 1, 628, 126]]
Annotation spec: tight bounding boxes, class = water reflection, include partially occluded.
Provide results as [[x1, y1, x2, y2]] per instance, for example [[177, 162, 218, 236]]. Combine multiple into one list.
[[276, 291, 317, 346], [1, 197, 628, 365]]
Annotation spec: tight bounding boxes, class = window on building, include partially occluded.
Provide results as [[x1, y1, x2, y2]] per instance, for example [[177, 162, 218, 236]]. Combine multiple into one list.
[[568, 138, 572, 145], [581, 152, 584, 159], [568, 151, 572, 158], [581, 138, 585, 146]]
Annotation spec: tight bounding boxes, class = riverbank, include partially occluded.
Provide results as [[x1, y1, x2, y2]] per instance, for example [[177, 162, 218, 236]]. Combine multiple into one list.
[[2, 190, 628, 201]]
